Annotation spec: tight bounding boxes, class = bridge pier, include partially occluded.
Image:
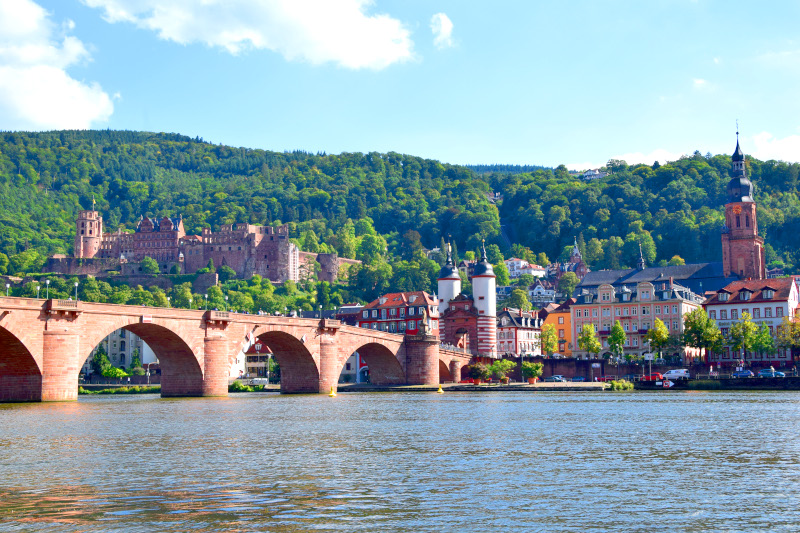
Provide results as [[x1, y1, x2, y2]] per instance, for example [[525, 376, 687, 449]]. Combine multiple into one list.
[[201, 335, 230, 397], [405, 334, 439, 386], [449, 359, 463, 384], [41, 329, 80, 402], [318, 334, 340, 394]]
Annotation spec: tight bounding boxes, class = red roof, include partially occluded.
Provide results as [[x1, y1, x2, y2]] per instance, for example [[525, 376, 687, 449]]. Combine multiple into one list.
[[364, 291, 437, 309], [704, 277, 796, 305]]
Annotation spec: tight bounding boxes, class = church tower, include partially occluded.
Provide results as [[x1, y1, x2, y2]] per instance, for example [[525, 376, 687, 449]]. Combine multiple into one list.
[[74, 203, 103, 259], [721, 136, 765, 279]]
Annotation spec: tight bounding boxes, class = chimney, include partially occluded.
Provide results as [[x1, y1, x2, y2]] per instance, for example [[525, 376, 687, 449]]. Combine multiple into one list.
[[669, 276, 674, 289]]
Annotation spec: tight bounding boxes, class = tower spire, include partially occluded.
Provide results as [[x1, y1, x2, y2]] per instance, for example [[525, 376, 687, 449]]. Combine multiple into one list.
[[637, 242, 646, 270]]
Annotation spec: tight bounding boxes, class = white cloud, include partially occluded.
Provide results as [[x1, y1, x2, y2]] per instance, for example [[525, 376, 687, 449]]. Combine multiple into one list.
[[693, 78, 707, 88], [430, 13, 453, 49], [749, 132, 800, 162], [82, 0, 414, 70], [0, 0, 113, 130]]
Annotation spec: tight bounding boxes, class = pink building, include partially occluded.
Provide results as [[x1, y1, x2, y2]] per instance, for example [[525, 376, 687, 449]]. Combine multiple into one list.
[[570, 281, 704, 361]]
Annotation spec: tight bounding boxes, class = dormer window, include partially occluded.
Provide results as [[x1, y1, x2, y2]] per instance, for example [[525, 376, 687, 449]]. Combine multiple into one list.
[[740, 291, 751, 301], [763, 289, 774, 299], [718, 293, 729, 302], [622, 294, 630, 302], [409, 295, 417, 303]]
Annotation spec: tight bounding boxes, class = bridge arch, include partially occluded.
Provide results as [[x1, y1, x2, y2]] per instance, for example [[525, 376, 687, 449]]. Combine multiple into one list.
[[253, 330, 318, 393], [80, 319, 203, 397], [0, 324, 42, 401], [439, 360, 452, 383], [352, 342, 405, 385]]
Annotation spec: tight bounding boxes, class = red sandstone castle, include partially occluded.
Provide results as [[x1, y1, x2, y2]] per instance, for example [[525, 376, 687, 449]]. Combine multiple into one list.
[[63, 209, 360, 283]]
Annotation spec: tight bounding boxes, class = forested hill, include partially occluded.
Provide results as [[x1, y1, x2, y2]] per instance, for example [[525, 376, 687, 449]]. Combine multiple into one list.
[[0, 130, 798, 280]]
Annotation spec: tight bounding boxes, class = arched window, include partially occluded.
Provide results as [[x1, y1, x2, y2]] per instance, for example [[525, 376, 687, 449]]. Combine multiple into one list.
[[120, 340, 126, 351]]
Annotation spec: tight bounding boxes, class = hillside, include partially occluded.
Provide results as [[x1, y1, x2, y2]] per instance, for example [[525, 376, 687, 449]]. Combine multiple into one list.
[[0, 131, 798, 284]]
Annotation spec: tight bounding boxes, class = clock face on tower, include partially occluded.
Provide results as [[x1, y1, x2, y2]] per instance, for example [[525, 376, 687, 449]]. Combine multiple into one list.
[[732, 205, 742, 215]]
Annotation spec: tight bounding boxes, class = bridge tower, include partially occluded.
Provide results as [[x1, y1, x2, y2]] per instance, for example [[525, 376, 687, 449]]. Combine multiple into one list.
[[436, 242, 461, 319], [472, 241, 497, 357]]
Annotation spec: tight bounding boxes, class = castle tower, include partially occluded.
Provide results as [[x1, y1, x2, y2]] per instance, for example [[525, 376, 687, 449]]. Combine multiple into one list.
[[74, 208, 103, 259], [437, 242, 461, 317], [721, 136, 766, 279], [472, 241, 497, 357]]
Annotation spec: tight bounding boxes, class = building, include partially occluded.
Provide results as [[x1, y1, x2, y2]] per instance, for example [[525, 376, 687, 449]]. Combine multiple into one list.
[[62, 209, 360, 284], [357, 291, 439, 336], [439, 242, 498, 357], [83, 328, 158, 375], [496, 308, 543, 357], [541, 298, 575, 357], [570, 281, 704, 360], [335, 303, 365, 326], [546, 238, 590, 283], [529, 279, 557, 304], [721, 136, 766, 279], [703, 278, 799, 367], [504, 257, 546, 279], [582, 169, 608, 180]]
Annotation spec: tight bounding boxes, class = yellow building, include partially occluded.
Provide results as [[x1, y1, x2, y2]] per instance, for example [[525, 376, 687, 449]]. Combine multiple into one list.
[[542, 298, 575, 357]]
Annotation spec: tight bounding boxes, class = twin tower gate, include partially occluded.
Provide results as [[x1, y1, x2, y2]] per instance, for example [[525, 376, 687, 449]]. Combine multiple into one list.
[[0, 297, 471, 402]]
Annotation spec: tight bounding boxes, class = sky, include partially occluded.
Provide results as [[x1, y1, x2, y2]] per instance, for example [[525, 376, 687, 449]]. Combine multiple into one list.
[[1, 0, 800, 169]]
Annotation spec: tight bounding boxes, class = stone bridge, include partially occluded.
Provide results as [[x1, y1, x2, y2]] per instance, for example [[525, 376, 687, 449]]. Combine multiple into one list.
[[0, 297, 472, 402]]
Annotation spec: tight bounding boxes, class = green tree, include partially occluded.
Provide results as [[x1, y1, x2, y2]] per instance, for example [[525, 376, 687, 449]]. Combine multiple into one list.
[[608, 320, 627, 361], [493, 261, 511, 286], [521, 361, 544, 381], [91, 345, 111, 375], [399, 230, 423, 261], [506, 288, 532, 311], [207, 258, 216, 272], [777, 316, 800, 356], [683, 307, 723, 359], [558, 272, 579, 297], [130, 348, 141, 369], [140, 256, 159, 275], [752, 322, 776, 359], [218, 265, 237, 283], [516, 274, 535, 287], [540, 324, 558, 357], [486, 244, 504, 264], [644, 317, 670, 358], [316, 281, 332, 310], [728, 312, 758, 360], [668, 255, 686, 266], [577, 323, 601, 357], [488, 359, 516, 379]]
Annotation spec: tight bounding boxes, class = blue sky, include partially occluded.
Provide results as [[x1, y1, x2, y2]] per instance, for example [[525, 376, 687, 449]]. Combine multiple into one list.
[[2, 0, 799, 169]]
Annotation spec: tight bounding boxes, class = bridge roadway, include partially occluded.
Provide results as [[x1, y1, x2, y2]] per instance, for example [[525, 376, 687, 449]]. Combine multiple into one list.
[[0, 297, 471, 402]]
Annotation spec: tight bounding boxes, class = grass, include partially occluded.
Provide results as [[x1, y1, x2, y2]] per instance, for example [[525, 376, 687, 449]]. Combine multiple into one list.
[[228, 381, 266, 393], [79, 385, 161, 395]]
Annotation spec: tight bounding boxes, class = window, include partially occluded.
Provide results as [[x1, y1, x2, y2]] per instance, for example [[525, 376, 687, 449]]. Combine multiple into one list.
[[381, 309, 387, 319], [584, 310, 589, 317], [363, 310, 368, 318], [765, 308, 772, 318], [615, 308, 621, 316], [673, 320, 678, 330], [642, 291, 650, 300], [558, 329, 564, 338], [721, 310, 728, 319], [719, 293, 729, 302], [399, 308, 405, 317], [558, 317, 564, 324], [672, 305, 678, 314], [346, 363, 351, 371], [736, 215, 740, 228], [390, 308, 396, 316], [623, 308, 629, 316], [593, 309, 598, 318], [632, 307, 638, 316], [709, 310, 716, 319], [655, 305, 661, 314], [371, 310, 377, 318], [602, 293, 610, 301], [633, 338, 638, 347], [642, 307, 649, 315], [623, 323, 629, 331], [603, 309, 610, 317], [740, 291, 750, 301], [731, 310, 738, 320], [777, 308, 783, 318]]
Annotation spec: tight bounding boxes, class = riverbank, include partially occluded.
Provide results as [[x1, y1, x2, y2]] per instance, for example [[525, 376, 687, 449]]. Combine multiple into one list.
[[635, 376, 800, 391], [79, 385, 161, 394], [337, 382, 606, 393]]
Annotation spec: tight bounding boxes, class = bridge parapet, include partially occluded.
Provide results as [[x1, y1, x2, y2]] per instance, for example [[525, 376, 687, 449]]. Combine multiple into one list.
[[47, 299, 82, 317]]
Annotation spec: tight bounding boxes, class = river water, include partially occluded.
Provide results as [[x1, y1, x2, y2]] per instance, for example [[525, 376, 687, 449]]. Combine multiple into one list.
[[1, 391, 799, 532]]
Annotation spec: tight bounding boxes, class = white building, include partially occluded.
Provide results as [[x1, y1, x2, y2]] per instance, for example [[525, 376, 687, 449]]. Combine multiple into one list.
[[582, 169, 608, 180], [704, 278, 799, 367], [83, 328, 157, 374]]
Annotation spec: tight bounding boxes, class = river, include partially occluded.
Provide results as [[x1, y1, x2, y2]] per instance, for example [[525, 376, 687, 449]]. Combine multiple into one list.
[[1, 391, 799, 532]]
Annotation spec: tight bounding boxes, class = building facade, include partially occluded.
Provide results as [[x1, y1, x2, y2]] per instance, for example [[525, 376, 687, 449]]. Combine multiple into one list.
[[703, 278, 799, 366], [570, 281, 704, 360], [496, 308, 543, 356], [357, 291, 439, 336], [541, 298, 575, 357], [83, 328, 158, 375]]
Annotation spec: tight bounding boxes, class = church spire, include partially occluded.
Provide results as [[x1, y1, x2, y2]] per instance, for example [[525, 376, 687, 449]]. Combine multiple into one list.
[[637, 242, 646, 270]]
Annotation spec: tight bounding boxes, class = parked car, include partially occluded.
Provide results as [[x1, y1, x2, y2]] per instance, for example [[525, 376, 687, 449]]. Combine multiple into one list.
[[571, 376, 586, 382], [641, 372, 664, 381], [663, 369, 690, 380], [544, 375, 567, 382], [597, 375, 617, 382], [731, 369, 754, 378], [758, 369, 786, 378]]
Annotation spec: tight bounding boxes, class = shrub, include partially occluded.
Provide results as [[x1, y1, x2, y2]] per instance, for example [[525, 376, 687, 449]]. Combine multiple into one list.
[[489, 359, 516, 379], [608, 379, 634, 391], [129, 366, 146, 376], [521, 361, 544, 380], [468, 363, 491, 380]]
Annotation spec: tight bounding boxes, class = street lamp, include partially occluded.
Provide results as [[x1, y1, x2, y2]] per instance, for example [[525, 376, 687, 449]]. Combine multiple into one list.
[[5, 283, 9, 296], [167, 296, 171, 308], [45, 279, 50, 299], [189, 297, 192, 310], [74, 282, 79, 301], [36, 285, 40, 299], [204, 294, 208, 310], [225, 295, 228, 311]]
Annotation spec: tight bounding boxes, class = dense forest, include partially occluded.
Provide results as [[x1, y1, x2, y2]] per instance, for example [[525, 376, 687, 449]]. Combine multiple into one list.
[[0, 130, 798, 304]]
